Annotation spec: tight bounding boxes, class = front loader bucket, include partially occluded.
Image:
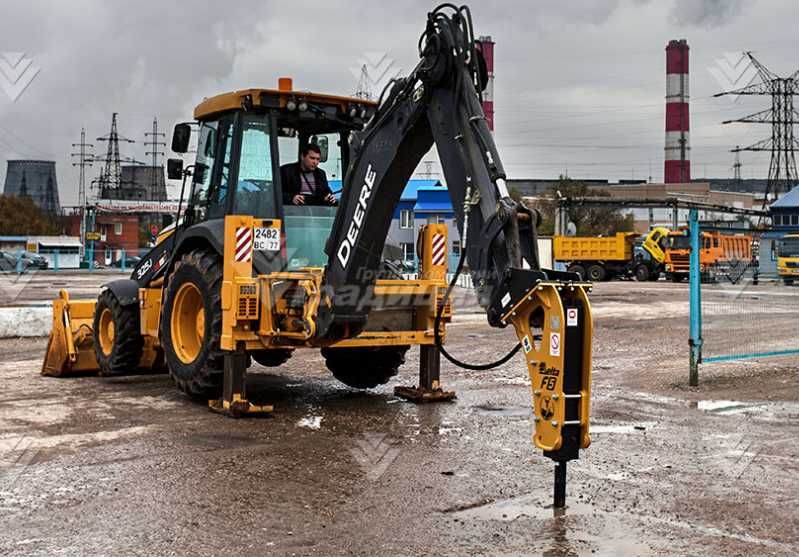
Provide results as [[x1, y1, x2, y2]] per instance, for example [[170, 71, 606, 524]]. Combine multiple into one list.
[[42, 289, 99, 376]]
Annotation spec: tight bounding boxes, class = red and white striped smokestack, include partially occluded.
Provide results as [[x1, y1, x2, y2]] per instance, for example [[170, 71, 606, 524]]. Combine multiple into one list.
[[665, 39, 690, 183], [476, 35, 494, 131]]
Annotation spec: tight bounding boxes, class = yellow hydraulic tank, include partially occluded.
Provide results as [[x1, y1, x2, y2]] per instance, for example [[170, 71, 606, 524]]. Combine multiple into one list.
[[553, 233, 635, 262]]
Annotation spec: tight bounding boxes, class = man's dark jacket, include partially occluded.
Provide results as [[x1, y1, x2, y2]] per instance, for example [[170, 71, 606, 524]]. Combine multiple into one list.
[[280, 162, 332, 204]]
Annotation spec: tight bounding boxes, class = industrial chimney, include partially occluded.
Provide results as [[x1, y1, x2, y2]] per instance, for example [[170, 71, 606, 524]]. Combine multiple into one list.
[[664, 39, 690, 183], [3, 160, 61, 213], [476, 35, 495, 131]]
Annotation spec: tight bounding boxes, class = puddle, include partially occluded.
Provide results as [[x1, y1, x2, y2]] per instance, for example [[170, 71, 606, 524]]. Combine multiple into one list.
[[449, 493, 595, 522], [695, 400, 768, 414], [590, 421, 656, 434], [693, 399, 799, 420], [473, 404, 531, 418], [447, 494, 654, 555], [296, 416, 323, 429]]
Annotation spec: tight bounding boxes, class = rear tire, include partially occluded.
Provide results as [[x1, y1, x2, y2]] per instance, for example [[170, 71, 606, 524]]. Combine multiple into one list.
[[251, 349, 293, 367], [634, 264, 650, 282], [586, 264, 606, 282], [567, 264, 586, 280], [322, 345, 410, 389], [160, 249, 224, 398], [93, 289, 143, 376]]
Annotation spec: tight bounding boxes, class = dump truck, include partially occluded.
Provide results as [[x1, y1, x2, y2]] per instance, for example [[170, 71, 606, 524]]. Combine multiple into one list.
[[553, 227, 668, 282], [665, 230, 753, 282], [777, 233, 799, 285], [41, 4, 594, 507]]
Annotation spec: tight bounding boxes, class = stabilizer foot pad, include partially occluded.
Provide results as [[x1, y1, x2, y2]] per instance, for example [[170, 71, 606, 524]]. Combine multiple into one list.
[[393, 385, 456, 403], [208, 398, 273, 418]]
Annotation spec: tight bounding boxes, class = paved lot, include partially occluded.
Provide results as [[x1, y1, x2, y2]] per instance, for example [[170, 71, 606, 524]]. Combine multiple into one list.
[[1, 279, 798, 555]]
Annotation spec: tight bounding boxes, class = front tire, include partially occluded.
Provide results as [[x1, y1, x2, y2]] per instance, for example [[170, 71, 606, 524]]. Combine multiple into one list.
[[160, 249, 224, 398], [251, 349, 293, 368], [784, 278, 794, 286], [567, 264, 586, 280], [93, 289, 143, 376], [322, 345, 410, 389], [586, 264, 606, 282], [634, 264, 650, 282]]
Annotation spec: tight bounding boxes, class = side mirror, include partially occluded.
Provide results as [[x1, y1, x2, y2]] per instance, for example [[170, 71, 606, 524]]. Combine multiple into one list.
[[172, 123, 192, 153], [310, 135, 329, 163], [167, 158, 184, 180]]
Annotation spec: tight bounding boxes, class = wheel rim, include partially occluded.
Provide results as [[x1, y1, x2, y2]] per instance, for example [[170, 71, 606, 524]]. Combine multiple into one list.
[[98, 308, 115, 356], [171, 282, 205, 364]]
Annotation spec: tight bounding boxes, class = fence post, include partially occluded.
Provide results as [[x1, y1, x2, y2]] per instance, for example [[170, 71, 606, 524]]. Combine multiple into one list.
[[53, 249, 59, 272], [15, 249, 23, 274], [689, 208, 702, 386], [88, 243, 94, 271], [121, 249, 126, 272]]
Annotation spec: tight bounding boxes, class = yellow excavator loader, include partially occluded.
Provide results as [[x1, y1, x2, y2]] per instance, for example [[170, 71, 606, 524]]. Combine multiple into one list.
[[42, 4, 592, 507]]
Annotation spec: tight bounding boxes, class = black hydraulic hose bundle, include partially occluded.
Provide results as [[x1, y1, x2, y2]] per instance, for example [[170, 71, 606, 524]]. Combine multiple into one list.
[[425, 4, 522, 371]]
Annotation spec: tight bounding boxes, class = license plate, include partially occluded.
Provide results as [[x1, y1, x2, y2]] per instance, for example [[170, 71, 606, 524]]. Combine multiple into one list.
[[254, 226, 280, 252]]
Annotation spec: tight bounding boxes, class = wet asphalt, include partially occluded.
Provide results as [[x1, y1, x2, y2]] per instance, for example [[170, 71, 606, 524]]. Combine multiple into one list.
[[1, 280, 799, 555]]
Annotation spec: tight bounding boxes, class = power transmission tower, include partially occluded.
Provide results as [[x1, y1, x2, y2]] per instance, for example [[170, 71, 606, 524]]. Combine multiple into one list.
[[354, 64, 372, 100], [94, 113, 142, 198], [71, 128, 94, 252], [714, 53, 799, 205], [144, 117, 166, 200]]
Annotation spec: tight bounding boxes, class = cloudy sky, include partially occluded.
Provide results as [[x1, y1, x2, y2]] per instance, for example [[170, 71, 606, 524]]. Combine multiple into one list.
[[0, 0, 795, 206]]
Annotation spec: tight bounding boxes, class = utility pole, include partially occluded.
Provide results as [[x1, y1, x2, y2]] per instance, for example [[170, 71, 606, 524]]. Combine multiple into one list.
[[144, 117, 166, 200], [733, 145, 742, 184], [715, 53, 799, 206], [71, 128, 94, 262], [95, 113, 141, 198]]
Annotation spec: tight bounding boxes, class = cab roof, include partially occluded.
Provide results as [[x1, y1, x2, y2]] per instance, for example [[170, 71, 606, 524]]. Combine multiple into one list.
[[193, 79, 379, 121]]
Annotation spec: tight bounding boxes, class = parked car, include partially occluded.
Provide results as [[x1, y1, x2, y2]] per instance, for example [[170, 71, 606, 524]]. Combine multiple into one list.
[[111, 256, 142, 268], [0, 251, 19, 272], [18, 250, 48, 269]]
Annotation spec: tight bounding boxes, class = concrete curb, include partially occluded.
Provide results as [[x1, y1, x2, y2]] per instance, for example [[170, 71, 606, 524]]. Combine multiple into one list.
[[0, 306, 52, 338]]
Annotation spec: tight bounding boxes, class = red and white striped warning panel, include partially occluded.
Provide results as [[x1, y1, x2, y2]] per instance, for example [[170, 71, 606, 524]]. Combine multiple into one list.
[[431, 233, 446, 266], [235, 226, 253, 262]]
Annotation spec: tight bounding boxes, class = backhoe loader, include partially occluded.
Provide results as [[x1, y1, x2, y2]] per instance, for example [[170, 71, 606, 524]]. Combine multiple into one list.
[[42, 4, 593, 506]]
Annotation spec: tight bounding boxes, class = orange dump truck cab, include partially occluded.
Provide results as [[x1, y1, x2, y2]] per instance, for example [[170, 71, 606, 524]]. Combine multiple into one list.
[[665, 230, 753, 282]]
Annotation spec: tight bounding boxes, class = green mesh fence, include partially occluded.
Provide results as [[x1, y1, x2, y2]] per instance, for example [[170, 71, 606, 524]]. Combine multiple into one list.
[[698, 229, 799, 363]]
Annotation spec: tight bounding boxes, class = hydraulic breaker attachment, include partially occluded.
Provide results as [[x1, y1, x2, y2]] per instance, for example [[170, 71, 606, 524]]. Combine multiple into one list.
[[502, 280, 592, 508], [42, 290, 99, 376]]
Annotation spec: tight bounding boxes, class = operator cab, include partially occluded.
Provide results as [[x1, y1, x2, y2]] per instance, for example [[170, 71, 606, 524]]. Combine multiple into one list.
[[168, 79, 377, 271]]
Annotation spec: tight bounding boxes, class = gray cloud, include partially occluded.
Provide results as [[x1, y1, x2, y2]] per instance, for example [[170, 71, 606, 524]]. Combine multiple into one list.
[[669, 0, 746, 28], [0, 0, 792, 204]]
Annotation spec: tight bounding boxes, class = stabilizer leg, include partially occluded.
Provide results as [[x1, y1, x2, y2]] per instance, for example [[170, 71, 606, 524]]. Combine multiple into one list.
[[394, 345, 456, 402], [209, 350, 273, 417]]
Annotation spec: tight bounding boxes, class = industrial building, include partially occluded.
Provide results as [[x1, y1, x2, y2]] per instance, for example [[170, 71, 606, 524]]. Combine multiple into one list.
[[99, 165, 167, 201], [3, 160, 61, 213]]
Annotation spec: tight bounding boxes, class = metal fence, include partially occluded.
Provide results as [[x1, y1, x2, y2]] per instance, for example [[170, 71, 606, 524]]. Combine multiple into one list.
[[1, 248, 147, 274], [688, 209, 799, 384]]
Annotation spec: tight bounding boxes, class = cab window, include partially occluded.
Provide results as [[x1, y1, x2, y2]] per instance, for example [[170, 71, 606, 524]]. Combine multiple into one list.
[[234, 114, 276, 218], [190, 115, 234, 223]]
